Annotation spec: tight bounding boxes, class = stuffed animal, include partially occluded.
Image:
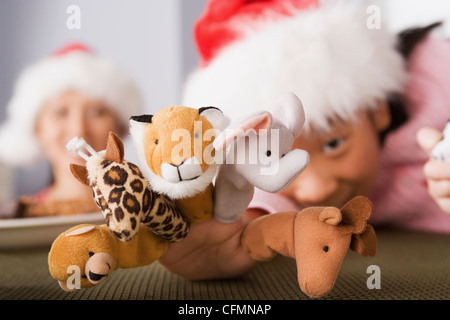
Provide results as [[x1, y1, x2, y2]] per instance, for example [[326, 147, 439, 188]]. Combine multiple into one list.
[[213, 92, 309, 223], [67, 132, 190, 242], [50, 103, 376, 297], [241, 195, 377, 298], [49, 131, 191, 291], [129, 105, 229, 223], [48, 223, 168, 291]]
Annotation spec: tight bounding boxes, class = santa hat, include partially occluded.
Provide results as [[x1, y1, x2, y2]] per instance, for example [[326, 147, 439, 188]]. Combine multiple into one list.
[[182, 0, 408, 131], [0, 43, 143, 166]]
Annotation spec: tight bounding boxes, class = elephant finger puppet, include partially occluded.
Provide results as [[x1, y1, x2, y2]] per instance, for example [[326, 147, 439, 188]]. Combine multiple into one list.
[[213, 92, 309, 223], [48, 223, 168, 291], [129, 105, 229, 223], [241, 195, 377, 298], [66, 132, 189, 242]]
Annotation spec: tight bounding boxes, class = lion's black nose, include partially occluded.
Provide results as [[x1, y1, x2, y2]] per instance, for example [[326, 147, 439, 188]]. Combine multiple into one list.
[[88, 271, 107, 281]]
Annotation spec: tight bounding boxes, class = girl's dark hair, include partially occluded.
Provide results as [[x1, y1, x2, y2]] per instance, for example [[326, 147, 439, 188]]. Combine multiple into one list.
[[381, 21, 443, 144]]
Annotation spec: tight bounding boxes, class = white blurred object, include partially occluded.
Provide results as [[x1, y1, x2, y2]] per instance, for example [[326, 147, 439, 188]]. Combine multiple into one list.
[[0, 212, 104, 250], [384, 0, 450, 37], [431, 121, 450, 161], [65, 136, 99, 161]]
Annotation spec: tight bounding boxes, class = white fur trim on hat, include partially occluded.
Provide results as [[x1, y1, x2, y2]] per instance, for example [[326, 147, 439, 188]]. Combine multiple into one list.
[[183, 1, 407, 132], [0, 50, 143, 166]]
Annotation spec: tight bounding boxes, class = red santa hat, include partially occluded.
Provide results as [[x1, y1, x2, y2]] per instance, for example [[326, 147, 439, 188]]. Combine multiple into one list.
[[182, 0, 408, 131], [0, 43, 143, 166]]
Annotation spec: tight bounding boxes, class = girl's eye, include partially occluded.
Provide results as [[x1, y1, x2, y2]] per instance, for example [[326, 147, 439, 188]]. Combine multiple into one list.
[[88, 107, 108, 117], [53, 106, 68, 119], [322, 137, 344, 154]]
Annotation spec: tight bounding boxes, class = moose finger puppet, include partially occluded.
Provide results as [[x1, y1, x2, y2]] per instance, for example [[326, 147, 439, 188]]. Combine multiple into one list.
[[242, 195, 377, 298]]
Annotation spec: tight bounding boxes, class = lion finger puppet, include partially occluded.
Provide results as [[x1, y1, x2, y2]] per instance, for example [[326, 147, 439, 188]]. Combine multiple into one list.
[[129, 105, 229, 223], [67, 132, 190, 242], [48, 223, 168, 291]]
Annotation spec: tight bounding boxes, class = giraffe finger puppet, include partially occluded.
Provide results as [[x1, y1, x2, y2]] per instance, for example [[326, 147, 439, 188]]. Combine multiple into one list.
[[66, 132, 190, 242]]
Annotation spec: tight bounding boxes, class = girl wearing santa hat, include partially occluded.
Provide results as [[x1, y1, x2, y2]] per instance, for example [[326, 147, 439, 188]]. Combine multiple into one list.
[[182, 0, 450, 234], [0, 43, 143, 217], [158, 0, 450, 284]]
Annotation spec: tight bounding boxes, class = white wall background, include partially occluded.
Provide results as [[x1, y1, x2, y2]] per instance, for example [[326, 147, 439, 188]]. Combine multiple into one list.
[[0, 0, 448, 199], [385, 0, 450, 36]]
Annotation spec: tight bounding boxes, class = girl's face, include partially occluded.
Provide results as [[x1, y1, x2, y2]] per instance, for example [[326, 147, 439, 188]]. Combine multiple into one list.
[[282, 105, 390, 209], [34, 90, 124, 168]]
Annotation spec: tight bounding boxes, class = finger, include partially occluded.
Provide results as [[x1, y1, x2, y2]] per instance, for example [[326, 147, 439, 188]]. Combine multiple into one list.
[[424, 160, 450, 180], [428, 179, 450, 198], [417, 127, 443, 154], [435, 198, 450, 214]]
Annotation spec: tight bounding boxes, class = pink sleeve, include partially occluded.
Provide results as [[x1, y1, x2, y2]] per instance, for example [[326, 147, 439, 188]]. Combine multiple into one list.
[[248, 188, 300, 214]]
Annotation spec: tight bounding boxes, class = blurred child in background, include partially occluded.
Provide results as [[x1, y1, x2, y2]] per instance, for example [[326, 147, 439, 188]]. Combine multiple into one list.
[[0, 43, 143, 217]]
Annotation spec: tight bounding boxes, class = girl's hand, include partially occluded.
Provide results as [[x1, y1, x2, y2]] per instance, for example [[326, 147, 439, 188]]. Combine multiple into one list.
[[158, 209, 264, 280], [417, 127, 450, 213]]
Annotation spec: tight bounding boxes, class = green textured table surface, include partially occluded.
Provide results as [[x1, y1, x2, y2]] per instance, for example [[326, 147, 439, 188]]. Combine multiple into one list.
[[1, 229, 450, 300]]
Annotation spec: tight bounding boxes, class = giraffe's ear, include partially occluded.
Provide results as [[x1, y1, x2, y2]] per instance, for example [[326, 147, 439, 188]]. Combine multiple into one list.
[[105, 132, 124, 163], [70, 163, 90, 186]]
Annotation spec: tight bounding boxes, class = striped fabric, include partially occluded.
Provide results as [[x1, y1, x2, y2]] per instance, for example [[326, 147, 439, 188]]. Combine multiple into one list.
[[2, 229, 450, 300]]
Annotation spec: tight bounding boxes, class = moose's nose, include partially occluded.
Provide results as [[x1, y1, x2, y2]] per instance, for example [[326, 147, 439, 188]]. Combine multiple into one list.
[[161, 157, 203, 183], [88, 271, 108, 282], [84, 252, 113, 285]]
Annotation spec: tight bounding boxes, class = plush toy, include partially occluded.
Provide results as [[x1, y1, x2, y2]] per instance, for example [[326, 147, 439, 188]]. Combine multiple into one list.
[[129, 105, 229, 223], [49, 102, 375, 298], [48, 223, 168, 291], [67, 132, 190, 242], [49, 105, 229, 291], [241, 195, 377, 298], [213, 92, 309, 223]]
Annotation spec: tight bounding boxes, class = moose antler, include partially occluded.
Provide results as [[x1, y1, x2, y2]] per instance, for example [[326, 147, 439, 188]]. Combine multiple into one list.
[[350, 225, 377, 257], [340, 195, 373, 234]]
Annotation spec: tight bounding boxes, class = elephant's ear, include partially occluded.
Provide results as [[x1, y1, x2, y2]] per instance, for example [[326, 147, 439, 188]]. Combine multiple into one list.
[[213, 111, 272, 151]]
